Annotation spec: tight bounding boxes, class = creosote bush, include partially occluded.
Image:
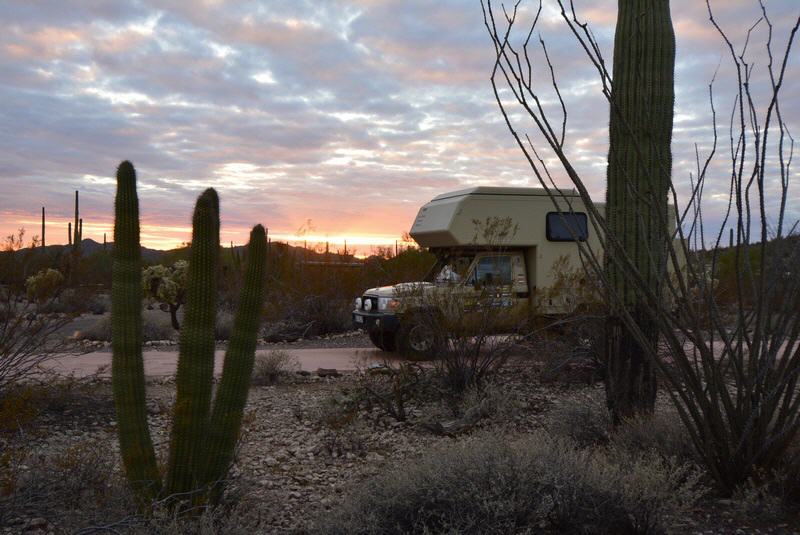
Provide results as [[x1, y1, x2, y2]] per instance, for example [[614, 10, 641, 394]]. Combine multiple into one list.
[[315, 432, 705, 535]]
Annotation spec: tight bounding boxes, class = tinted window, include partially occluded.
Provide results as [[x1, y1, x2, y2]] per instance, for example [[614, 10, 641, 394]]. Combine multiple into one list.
[[470, 256, 512, 286], [546, 212, 588, 242]]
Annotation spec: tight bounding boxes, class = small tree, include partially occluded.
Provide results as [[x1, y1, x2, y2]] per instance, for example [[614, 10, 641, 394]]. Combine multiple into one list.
[[142, 261, 187, 331]]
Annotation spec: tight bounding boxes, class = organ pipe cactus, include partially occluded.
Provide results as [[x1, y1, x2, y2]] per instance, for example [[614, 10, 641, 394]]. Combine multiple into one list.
[[202, 224, 266, 501], [111, 161, 267, 508], [604, 0, 675, 422], [165, 188, 220, 497], [111, 161, 161, 506]]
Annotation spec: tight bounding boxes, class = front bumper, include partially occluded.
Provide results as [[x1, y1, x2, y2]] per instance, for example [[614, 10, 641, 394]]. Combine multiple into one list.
[[352, 310, 400, 332]]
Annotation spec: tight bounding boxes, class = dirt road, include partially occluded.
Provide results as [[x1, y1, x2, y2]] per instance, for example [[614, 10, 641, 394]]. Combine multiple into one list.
[[45, 346, 403, 378]]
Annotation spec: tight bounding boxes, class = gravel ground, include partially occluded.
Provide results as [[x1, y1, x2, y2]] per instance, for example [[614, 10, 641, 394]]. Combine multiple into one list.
[[3, 364, 799, 534]]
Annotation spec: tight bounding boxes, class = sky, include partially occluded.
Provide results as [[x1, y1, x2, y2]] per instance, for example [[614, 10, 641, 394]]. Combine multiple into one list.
[[0, 0, 797, 252]]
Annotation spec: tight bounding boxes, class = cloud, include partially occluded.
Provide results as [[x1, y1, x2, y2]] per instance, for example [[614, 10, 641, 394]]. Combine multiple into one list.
[[0, 0, 797, 249]]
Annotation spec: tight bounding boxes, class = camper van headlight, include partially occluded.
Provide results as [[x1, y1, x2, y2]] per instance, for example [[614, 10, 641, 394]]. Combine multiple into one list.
[[378, 297, 401, 311], [354, 297, 362, 310]]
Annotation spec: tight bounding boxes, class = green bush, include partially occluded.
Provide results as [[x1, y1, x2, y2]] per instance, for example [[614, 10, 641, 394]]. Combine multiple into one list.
[[315, 432, 705, 534]]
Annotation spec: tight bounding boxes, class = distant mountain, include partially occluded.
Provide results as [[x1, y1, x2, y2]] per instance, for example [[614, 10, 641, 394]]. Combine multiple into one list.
[[5, 239, 164, 263], [5, 238, 358, 265]]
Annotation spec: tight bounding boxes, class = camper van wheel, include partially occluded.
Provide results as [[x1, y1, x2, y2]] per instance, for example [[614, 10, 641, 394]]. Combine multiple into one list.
[[368, 329, 396, 351], [397, 313, 442, 360]]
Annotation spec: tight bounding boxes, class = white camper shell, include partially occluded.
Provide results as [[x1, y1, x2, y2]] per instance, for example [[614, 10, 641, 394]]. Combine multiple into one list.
[[409, 186, 603, 297]]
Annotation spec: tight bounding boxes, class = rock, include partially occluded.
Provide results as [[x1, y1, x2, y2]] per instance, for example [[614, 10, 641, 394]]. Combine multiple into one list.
[[27, 518, 47, 529], [316, 368, 340, 378]]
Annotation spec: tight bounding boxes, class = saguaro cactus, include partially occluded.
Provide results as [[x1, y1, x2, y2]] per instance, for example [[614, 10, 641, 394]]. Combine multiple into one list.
[[73, 190, 81, 251], [604, 0, 675, 422], [111, 162, 267, 508]]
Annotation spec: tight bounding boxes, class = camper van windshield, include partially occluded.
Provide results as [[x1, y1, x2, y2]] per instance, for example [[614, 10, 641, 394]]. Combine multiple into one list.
[[434, 255, 474, 284]]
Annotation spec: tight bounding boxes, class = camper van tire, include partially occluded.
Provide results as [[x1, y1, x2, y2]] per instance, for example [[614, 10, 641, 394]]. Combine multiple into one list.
[[368, 329, 396, 352], [396, 311, 443, 360]]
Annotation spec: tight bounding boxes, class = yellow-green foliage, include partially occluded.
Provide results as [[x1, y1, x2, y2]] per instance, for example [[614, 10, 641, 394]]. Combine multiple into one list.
[[142, 261, 187, 306], [25, 268, 64, 303]]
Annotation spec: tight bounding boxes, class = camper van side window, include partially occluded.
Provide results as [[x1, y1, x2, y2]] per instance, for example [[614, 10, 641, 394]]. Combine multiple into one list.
[[546, 212, 588, 242]]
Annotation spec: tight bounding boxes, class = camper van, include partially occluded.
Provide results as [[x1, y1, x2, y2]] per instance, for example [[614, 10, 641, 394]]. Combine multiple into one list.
[[353, 186, 609, 356]]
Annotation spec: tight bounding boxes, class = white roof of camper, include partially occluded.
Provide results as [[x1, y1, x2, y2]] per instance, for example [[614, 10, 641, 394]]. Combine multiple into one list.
[[430, 186, 579, 201], [409, 186, 593, 248]]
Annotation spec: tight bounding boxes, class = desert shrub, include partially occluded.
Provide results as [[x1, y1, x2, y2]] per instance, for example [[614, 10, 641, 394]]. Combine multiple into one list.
[[0, 385, 39, 434], [526, 315, 605, 385], [353, 362, 435, 422], [546, 390, 611, 448], [306, 390, 368, 458], [610, 406, 696, 464], [25, 268, 64, 303], [422, 383, 516, 436], [75, 315, 112, 341], [289, 295, 352, 337], [730, 435, 800, 515], [40, 287, 95, 314], [76, 311, 175, 343], [142, 311, 178, 342], [0, 437, 266, 534], [0, 289, 74, 398], [0, 438, 128, 529], [251, 350, 300, 386], [310, 390, 360, 430], [315, 432, 705, 535], [549, 393, 699, 465], [0, 375, 112, 437], [125, 496, 266, 535]]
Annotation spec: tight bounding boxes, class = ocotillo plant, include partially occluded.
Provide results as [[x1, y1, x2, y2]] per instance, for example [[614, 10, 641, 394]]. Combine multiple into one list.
[[111, 161, 267, 508], [604, 0, 675, 422]]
